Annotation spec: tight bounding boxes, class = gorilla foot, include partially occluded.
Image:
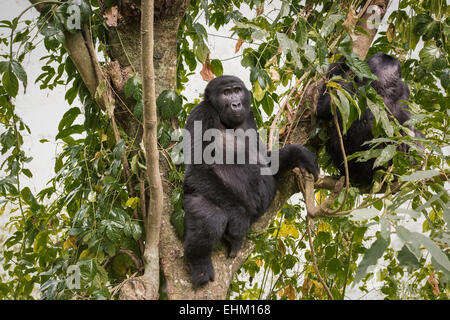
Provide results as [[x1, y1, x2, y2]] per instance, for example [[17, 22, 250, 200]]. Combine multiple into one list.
[[190, 261, 215, 288]]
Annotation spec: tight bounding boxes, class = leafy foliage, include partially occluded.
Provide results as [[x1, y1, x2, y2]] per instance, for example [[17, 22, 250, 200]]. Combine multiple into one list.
[[0, 0, 449, 300]]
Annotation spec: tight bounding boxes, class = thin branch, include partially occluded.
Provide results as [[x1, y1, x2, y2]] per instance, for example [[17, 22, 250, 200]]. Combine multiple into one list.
[[140, 0, 163, 298], [306, 215, 334, 300], [325, 104, 350, 215]]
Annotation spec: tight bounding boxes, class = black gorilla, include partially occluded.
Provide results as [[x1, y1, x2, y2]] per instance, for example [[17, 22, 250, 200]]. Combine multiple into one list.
[[316, 52, 422, 185], [183, 75, 319, 287]]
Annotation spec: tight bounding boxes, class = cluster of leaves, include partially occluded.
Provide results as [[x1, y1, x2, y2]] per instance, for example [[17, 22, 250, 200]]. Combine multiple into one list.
[[202, 0, 449, 300], [0, 0, 449, 300], [0, 0, 145, 299]]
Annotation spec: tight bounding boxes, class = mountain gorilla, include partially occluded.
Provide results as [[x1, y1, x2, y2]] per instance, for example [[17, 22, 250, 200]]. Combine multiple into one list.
[[316, 52, 423, 185], [183, 75, 319, 287]]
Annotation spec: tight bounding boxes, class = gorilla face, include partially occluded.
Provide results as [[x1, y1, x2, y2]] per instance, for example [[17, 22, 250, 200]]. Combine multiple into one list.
[[205, 76, 251, 128]]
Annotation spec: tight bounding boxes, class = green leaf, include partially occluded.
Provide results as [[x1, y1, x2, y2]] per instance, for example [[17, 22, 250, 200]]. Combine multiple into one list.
[[3, 70, 19, 97], [0, 61, 9, 74], [33, 230, 49, 254], [397, 245, 421, 270], [354, 237, 389, 283], [112, 139, 125, 161], [260, 93, 274, 116], [412, 232, 450, 270], [380, 216, 391, 241], [170, 209, 185, 239], [55, 125, 84, 140], [395, 226, 421, 259], [399, 170, 440, 182], [295, 18, 307, 47], [11, 60, 27, 83], [129, 221, 142, 241], [321, 14, 343, 37], [348, 208, 380, 222], [183, 50, 197, 71], [276, 32, 302, 68], [58, 107, 81, 131], [124, 76, 141, 100], [440, 68, 450, 89], [419, 45, 446, 71], [105, 223, 121, 242], [211, 59, 223, 77], [133, 100, 143, 120], [395, 208, 421, 219], [250, 67, 270, 90], [21, 187, 40, 211], [156, 90, 183, 120], [413, 14, 439, 41], [335, 89, 350, 133], [373, 144, 396, 168], [193, 38, 209, 63]]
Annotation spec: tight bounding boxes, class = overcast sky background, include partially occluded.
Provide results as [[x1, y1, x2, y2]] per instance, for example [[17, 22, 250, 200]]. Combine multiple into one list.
[[0, 0, 422, 300]]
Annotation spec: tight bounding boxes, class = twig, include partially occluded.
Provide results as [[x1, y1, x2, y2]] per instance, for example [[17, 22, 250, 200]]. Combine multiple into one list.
[[325, 105, 350, 215], [306, 215, 334, 300], [357, 0, 374, 19], [268, 74, 308, 150], [341, 234, 354, 299]]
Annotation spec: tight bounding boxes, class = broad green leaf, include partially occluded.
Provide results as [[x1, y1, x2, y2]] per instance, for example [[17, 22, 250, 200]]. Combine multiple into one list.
[[295, 18, 307, 47], [211, 59, 223, 77], [11, 60, 27, 83], [395, 208, 421, 219], [335, 89, 350, 132], [399, 170, 440, 182], [380, 216, 391, 241], [373, 144, 396, 168], [354, 237, 389, 283], [397, 245, 421, 270], [33, 230, 49, 254], [112, 139, 125, 161], [194, 38, 209, 63], [58, 107, 81, 131], [3, 70, 19, 97], [21, 187, 40, 211], [0, 61, 9, 74], [124, 76, 141, 100], [253, 80, 265, 102], [156, 90, 183, 119], [349, 208, 380, 222], [440, 68, 450, 89], [321, 14, 343, 37], [55, 125, 84, 140], [396, 226, 421, 259], [277, 32, 302, 68], [413, 232, 450, 270], [419, 45, 446, 71]]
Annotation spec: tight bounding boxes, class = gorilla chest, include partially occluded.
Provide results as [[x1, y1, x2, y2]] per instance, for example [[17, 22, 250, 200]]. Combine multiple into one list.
[[213, 164, 276, 211]]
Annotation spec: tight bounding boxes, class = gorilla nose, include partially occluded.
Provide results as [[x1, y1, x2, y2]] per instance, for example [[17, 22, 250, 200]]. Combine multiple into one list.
[[231, 102, 242, 111]]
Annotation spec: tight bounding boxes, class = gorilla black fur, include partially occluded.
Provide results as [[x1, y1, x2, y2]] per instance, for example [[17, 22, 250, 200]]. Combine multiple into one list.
[[316, 52, 422, 185], [183, 75, 319, 287]]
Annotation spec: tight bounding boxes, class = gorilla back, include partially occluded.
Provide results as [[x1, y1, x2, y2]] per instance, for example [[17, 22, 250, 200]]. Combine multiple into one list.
[[316, 53, 421, 185], [183, 75, 319, 287]]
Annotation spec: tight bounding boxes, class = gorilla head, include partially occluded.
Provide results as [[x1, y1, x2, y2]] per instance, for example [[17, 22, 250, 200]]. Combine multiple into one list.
[[204, 75, 251, 128]]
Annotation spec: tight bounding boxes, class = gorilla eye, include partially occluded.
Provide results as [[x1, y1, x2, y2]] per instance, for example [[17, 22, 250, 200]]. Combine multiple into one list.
[[233, 87, 241, 94], [223, 89, 231, 96]]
